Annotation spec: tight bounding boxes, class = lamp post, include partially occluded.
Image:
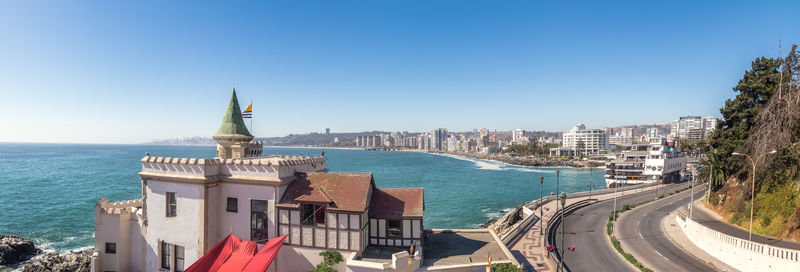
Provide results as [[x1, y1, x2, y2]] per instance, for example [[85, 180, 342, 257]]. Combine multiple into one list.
[[556, 170, 560, 199], [540, 176, 544, 235], [732, 150, 777, 241], [589, 168, 593, 201], [559, 192, 567, 272]]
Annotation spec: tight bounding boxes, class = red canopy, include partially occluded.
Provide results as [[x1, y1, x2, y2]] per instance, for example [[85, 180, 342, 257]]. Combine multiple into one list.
[[186, 234, 287, 272], [242, 235, 287, 272]]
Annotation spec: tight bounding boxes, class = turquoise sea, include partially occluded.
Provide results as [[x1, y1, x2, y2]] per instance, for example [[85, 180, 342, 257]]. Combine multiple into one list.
[[0, 143, 605, 253]]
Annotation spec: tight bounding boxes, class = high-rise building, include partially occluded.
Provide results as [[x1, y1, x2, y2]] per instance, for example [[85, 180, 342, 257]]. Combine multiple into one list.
[[551, 124, 609, 156], [429, 128, 448, 150], [512, 129, 527, 145], [703, 117, 718, 137], [671, 116, 716, 140], [325, 128, 330, 134]]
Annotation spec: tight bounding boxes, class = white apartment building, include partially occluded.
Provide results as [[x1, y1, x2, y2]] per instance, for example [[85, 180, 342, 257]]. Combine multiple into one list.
[[671, 116, 717, 140], [551, 124, 609, 156], [512, 129, 528, 145]]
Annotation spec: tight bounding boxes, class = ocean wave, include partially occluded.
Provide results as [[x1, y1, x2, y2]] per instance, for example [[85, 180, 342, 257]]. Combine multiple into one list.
[[433, 153, 553, 173]]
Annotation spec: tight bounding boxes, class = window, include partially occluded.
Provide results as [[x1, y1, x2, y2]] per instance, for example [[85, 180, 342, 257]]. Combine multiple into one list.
[[175, 245, 185, 272], [226, 197, 238, 213], [160, 242, 183, 271], [387, 220, 402, 237], [301, 204, 326, 226], [105, 242, 116, 254], [251, 200, 269, 241], [161, 241, 171, 269], [166, 192, 177, 217]]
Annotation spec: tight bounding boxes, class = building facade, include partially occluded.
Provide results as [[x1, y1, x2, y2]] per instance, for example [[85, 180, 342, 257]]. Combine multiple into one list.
[[552, 124, 609, 156]]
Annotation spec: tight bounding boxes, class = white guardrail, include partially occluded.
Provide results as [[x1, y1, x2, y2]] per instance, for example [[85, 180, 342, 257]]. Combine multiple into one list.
[[677, 215, 800, 271]]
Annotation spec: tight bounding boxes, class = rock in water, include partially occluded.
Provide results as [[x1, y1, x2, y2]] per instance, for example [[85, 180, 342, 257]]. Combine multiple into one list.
[[0, 235, 41, 265], [486, 205, 524, 237], [22, 249, 92, 272]]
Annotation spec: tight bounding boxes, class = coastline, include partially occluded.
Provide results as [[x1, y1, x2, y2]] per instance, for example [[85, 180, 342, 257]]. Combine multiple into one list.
[[265, 145, 606, 169]]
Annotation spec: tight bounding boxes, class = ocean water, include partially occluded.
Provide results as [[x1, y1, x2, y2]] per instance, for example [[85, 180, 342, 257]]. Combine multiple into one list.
[[0, 143, 605, 252]]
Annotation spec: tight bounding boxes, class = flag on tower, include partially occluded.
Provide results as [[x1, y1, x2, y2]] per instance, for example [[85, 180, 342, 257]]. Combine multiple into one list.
[[242, 103, 252, 118]]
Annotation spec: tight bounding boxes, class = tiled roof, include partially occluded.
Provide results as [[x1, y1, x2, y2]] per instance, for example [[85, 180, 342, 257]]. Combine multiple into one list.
[[214, 89, 253, 137], [278, 172, 373, 212], [369, 188, 424, 218], [294, 188, 333, 204]]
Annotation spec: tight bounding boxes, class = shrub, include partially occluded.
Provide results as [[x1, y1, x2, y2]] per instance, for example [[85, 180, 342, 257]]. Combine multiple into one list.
[[658, 194, 665, 199], [492, 263, 521, 272], [606, 221, 613, 235], [309, 250, 343, 272]]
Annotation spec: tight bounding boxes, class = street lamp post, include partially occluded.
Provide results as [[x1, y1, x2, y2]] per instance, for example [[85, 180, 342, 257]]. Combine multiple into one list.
[[732, 150, 777, 241], [559, 192, 567, 272], [589, 168, 593, 201], [540, 176, 544, 235], [556, 170, 560, 199]]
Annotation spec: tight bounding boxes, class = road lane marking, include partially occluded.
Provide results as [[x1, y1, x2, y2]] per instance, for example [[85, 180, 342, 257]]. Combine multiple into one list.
[[655, 250, 670, 261]]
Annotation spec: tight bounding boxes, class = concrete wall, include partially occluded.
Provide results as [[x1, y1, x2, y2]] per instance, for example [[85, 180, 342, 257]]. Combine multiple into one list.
[[94, 209, 121, 271], [144, 180, 204, 271], [214, 183, 279, 243], [94, 203, 146, 272], [678, 215, 800, 272], [274, 245, 348, 272]]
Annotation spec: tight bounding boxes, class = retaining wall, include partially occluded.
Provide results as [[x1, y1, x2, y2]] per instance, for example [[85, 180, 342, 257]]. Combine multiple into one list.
[[677, 215, 800, 271]]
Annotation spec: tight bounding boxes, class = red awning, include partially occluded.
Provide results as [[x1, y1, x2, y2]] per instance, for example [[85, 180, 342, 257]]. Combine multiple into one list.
[[186, 234, 287, 272]]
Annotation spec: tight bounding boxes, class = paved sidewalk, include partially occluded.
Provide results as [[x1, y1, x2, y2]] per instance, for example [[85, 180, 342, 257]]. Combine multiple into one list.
[[662, 208, 740, 272], [510, 184, 666, 271]]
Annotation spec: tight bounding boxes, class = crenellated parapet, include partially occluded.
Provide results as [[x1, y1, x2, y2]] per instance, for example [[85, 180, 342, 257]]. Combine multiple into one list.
[[96, 197, 143, 215], [139, 155, 327, 184]]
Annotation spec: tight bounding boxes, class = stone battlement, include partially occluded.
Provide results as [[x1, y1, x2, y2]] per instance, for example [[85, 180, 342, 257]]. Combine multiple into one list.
[[96, 197, 143, 215], [139, 155, 327, 184], [139, 155, 326, 166]]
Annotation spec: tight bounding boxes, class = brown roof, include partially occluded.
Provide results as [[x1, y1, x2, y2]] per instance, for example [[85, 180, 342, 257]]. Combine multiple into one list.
[[369, 188, 424, 218], [294, 188, 333, 204], [278, 172, 373, 212]]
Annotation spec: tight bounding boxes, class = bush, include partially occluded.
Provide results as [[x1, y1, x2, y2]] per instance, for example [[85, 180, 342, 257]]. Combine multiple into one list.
[[309, 250, 343, 272], [606, 221, 613, 235], [658, 194, 665, 199], [492, 263, 521, 272]]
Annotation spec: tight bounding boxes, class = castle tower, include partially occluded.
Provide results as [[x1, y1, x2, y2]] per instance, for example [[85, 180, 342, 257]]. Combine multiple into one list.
[[213, 89, 254, 159]]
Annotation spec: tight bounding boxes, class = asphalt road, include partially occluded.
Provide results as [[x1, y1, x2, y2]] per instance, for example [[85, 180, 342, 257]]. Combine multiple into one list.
[[615, 186, 715, 272], [554, 183, 686, 272]]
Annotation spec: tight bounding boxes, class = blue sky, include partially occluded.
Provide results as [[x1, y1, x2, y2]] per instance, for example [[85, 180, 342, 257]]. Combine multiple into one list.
[[1, 1, 798, 143]]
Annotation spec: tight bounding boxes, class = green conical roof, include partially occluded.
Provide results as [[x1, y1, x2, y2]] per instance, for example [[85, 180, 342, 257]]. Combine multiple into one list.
[[214, 89, 253, 137]]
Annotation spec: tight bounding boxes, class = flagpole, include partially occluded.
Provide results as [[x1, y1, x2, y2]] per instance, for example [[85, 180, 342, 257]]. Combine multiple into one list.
[[250, 99, 254, 135]]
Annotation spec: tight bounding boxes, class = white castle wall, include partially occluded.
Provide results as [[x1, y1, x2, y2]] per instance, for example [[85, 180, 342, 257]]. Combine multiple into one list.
[[214, 183, 281, 243], [678, 215, 800, 272], [144, 180, 204, 271]]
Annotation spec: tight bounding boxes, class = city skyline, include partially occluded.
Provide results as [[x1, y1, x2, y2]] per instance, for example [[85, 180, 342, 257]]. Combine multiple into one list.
[[2, 1, 799, 144]]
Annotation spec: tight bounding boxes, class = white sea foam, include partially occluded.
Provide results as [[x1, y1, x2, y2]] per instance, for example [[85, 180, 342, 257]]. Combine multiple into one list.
[[433, 153, 555, 173]]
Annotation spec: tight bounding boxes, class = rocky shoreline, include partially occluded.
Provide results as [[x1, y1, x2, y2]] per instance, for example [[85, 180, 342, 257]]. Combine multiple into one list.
[[0, 235, 91, 272]]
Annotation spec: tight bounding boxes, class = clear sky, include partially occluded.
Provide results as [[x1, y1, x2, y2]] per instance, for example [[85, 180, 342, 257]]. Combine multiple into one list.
[[1, 1, 798, 144]]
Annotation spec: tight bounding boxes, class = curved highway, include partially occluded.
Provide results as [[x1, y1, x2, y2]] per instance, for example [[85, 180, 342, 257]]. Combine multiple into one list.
[[553, 183, 685, 272], [615, 186, 714, 272]]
